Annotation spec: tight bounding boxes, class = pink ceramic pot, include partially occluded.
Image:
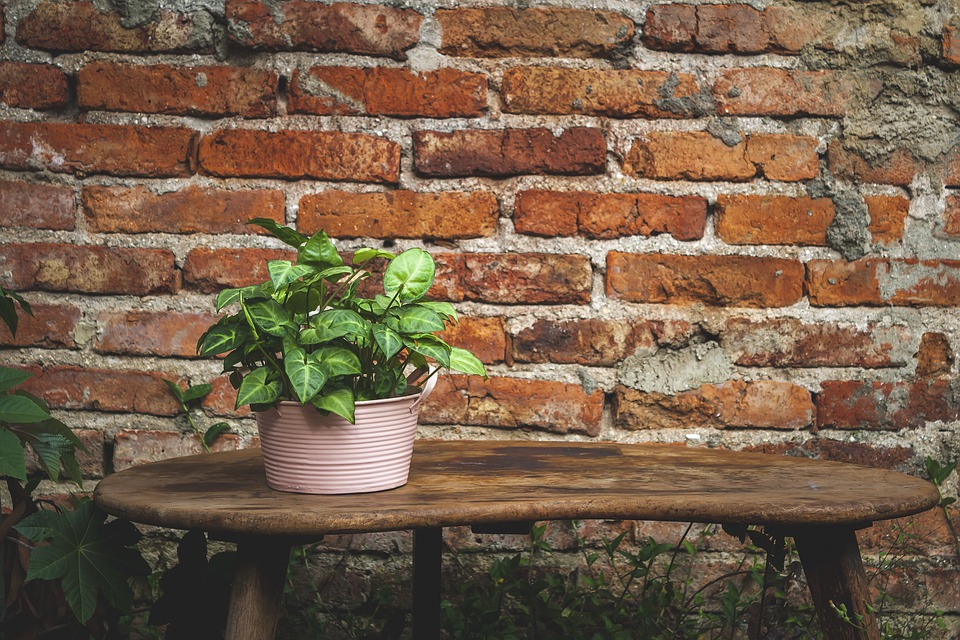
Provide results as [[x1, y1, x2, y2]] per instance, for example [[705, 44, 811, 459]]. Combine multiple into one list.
[[255, 380, 434, 494]]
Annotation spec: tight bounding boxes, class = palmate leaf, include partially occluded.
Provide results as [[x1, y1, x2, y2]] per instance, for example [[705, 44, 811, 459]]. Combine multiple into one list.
[[30, 433, 79, 484], [0, 366, 32, 393], [449, 347, 487, 377], [284, 347, 328, 403], [16, 499, 150, 624], [311, 387, 356, 424], [236, 367, 282, 409], [0, 428, 27, 480], [0, 393, 52, 424], [383, 248, 435, 302]]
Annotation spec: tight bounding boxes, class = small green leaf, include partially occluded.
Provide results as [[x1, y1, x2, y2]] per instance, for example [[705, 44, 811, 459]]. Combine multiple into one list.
[[0, 428, 26, 481], [417, 301, 459, 323], [267, 260, 313, 291], [162, 379, 186, 403], [203, 422, 231, 446], [314, 346, 362, 377], [311, 388, 355, 424], [284, 348, 328, 403], [353, 247, 395, 264], [181, 384, 213, 404], [449, 347, 486, 377], [0, 366, 32, 393], [395, 305, 446, 334], [372, 325, 404, 360], [246, 299, 295, 337], [246, 218, 307, 248], [301, 309, 368, 344], [198, 324, 247, 356], [300, 230, 343, 267], [0, 393, 51, 424], [215, 283, 272, 310], [403, 334, 451, 368], [236, 367, 282, 408], [383, 248, 436, 302]]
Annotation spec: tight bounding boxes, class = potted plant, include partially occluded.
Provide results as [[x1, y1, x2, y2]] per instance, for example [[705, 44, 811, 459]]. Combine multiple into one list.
[[196, 219, 485, 494]]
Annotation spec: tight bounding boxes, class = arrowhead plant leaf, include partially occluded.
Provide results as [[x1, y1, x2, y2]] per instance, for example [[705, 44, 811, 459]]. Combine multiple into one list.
[[383, 248, 435, 302]]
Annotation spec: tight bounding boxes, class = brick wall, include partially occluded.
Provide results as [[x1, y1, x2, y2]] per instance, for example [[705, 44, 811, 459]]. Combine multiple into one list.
[[1, 0, 959, 626]]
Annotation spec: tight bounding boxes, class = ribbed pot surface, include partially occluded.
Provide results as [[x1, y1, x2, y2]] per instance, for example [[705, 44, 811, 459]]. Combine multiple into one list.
[[256, 394, 421, 494]]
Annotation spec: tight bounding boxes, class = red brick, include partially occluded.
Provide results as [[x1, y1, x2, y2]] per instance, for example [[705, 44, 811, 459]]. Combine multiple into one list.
[[421, 375, 603, 436], [942, 194, 960, 238], [82, 185, 284, 234], [806, 258, 960, 307], [414, 128, 605, 178], [614, 381, 813, 430], [0, 62, 68, 110], [828, 143, 920, 186], [643, 4, 809, 54], [723, 317, 911, 368], [113, 429, 244, 471], [289, 67, 486, 118], [501, 67, 701, 118], [714, 69, 868, 117], [0, 303, 80, 349], [515, 190, 706, 241], [25, 428, 106, 478], [201, 376, 251, 418], [226, 0, 422, 59], [915, 332, 954, 378], [606, 253, 804, 307], [0, 122, 196, 178], [947, 147, 960, 187], [299, 190, 498, 240], [438, 317, 505, 365], [183, 247, 294, 292], [78, 61, 278, 118], [16, 1, 213, 53], [95, 310, 220, 358], [866, 195, 909, 244], [816, 379, 960, 430], [0, 180, 75, 230], [716, 195, 834, 246], [860, 509, 957, 557], [437, 7, 634, 58], [943, 26, 960, 65], [0, 243, 176, 295], [511, 318, 657, 366], [199, 129, 399, 183], [623, 132, 818, 182], [431, 253, 592, 305], [19, 366, 182, 416]]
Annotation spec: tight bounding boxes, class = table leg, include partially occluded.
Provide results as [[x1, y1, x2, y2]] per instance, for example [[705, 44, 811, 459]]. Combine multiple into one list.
[[224, 537, 292, 640], [793, 526, 879, 640], [413, 527, 443, 640]]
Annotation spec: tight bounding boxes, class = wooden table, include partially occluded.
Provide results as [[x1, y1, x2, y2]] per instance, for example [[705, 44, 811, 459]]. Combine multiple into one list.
[[93, 440, 939, 640]]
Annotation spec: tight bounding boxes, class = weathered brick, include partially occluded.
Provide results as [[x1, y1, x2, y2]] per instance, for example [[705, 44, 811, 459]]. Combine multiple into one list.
[[806, 258, 960, 307], [501, 67, 701, 118], [437, 7, 634, 58], [828, 143, 920, 187], [723, 317, 911, 368], [915, 332, 954, 378], [947, 147, 960, 187], [715, 195, 835, 246], [714, 69, 869, 117], [431, 253, 592, 305], [623, 132, 818, 182], [199, 129, 399, 183], [78, 61, 279, 118], [438, 317, 505, 365], [606, 253, 804, 307], [944, 26, 960, 65], [95, 310, 220, 358], [202, 376, 251, 418], [0, 62, 68, 110], [0, 180, 75, 230], [866, 195, 909, 244], [643, 4, 809, 54], [289, 67, 486, 118], [0, 303, 80, 349], [19, 366, 182, 416], [515, 190, 706, 241], [942, 194, 960, 238], [0, 243, 176, 295], [113, 429, 244, 471], [226, 0, 422, 59], [510, 318, 657, 366], [421, 375, 603, 436], [25, 428, 106, 478], [614, 381, 814, 430], [414, 128, 605, 178], [16, 1, 213, 53], [860, 509, 957, 557], [816, 379, 960, 430], [183, 247, 294, 292], [0, 122, 196, 178], [299, 190, 498, 240], [82, 185, 284, 234]]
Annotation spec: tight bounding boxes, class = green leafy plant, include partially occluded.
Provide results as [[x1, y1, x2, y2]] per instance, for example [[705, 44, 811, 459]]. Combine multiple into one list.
[[196, 219, 486, 422], [163, 379, 230, 453]]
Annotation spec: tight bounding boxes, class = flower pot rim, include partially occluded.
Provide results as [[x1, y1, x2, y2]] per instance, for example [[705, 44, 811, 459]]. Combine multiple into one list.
[[263, 391, 423, 412]]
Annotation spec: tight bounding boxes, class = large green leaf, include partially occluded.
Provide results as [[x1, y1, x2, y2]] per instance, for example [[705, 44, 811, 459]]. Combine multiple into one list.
[[403, 334, 451, 368], [395, 305, 445, 334], [0, 428, 26, 480], [267, 260, 313, 291], [235, 367, 282, 409], [314, 346, 362, 377], [383, 248, 435, 302], [284, 348, 328, 403], [417, 301, 459, 323], [246, 218, 307, 248], [246, 299, 295, 337], [301, 309, 368, 344], [311, 387, 355, 424], [300, 230, 343, 267], [372, 324, 404, 360], [17, 499, 150, 624], [198, 324, 247, 356], [0, 366, 32, 393], [30, 433, 77, 484], [0, 393, 51, 424], [449, 347, 487, 377], [215, 282, 272, 310]]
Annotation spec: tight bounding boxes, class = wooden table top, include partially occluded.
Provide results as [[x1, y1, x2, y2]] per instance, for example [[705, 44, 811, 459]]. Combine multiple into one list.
[[93, 440, 939, 537]]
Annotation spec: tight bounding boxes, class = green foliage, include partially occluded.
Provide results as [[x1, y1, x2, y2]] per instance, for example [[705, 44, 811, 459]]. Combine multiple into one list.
[[163, 379, 230, 453], [196, 220, 486, 422]]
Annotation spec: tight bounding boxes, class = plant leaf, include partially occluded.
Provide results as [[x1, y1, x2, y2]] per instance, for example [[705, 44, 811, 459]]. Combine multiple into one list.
[[235, 367, 282, 409], [395, 305, 446, 334], [403, 334, 451, 368], [383, 248, 436, 302], [162, 379, 185, 403], [30, 433, 76, 483], [246, 299, 295, 337], [311, 387, 355, 424], [449, 347, 487, 377], [0, 366, 32, 394], [267, 260, 313, 291], [181, 383, 213, 404], [284, 348, 328, 403], [300, 230, 343, 267], [0, 428, 26, 481], [353, 247, 395, 264], [372, 325, 404, 360], [198, 324, 247, 356], [417, 301, 459, 323], [246, 218, 307, 248], [0, 393, 51, 424], [203, 422, 231, 446], [302, 309, 368, 344], [216, 282, 272, 310], [314, 346, 362, 377]]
